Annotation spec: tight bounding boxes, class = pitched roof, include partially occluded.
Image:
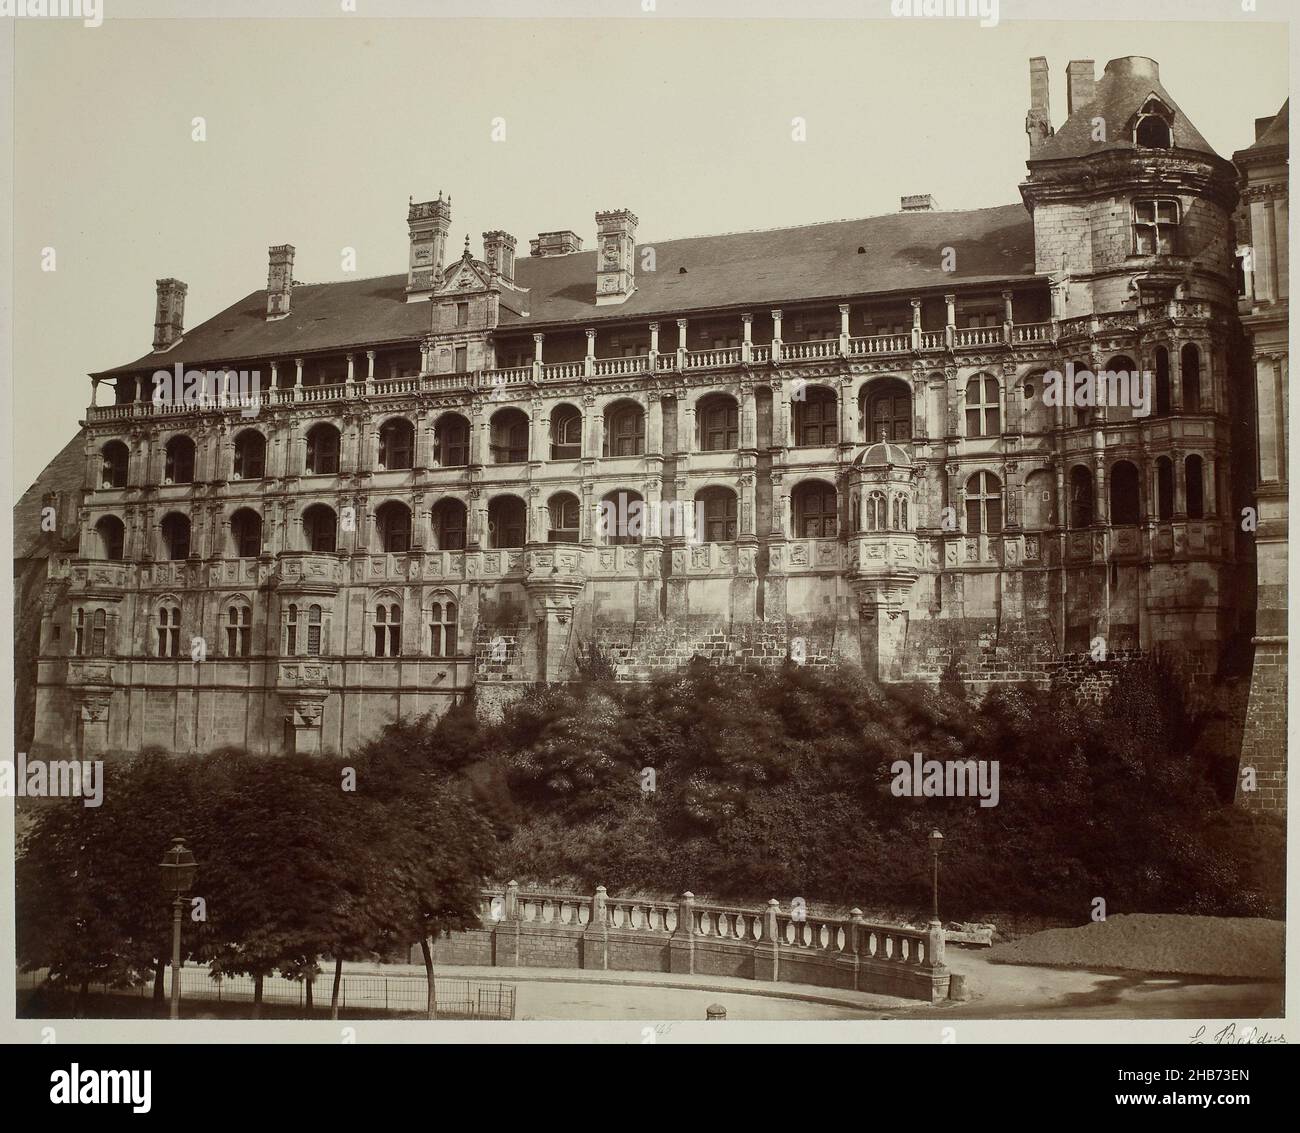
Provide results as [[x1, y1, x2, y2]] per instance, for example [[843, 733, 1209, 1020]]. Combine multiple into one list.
[[1032, 56, 1221, 163], [1237, 99, 1289, 159], [13, 430, 85, 560], [95, 203, 1038, 376]]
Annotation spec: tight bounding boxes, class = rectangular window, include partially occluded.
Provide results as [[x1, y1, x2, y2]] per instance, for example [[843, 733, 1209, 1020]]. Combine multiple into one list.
[[454, 346, 468, 372], [1134, 199, 1179, 255], [307, 625, 321, 655], [287, 625, 297, 654]]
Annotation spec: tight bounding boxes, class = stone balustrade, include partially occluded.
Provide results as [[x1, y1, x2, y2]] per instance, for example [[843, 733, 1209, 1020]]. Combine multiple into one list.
[[423, 883, 950, 1002]]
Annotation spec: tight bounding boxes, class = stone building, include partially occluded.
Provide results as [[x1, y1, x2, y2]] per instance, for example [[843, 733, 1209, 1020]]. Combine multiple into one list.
[[1233, 101, 1289, 811], [18, 56, 1275, 785]]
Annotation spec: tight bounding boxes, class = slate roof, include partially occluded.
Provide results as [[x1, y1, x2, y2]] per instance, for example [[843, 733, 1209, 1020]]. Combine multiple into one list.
[[13, 430, 85, 560], [95, 203, 1039, 377], [1237, 100, 1289, 159], [1032, 56, 1222, 163]]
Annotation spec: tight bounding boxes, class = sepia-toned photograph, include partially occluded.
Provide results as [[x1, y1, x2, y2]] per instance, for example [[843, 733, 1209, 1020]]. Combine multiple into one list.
[[1, 0, 1293, 1074]]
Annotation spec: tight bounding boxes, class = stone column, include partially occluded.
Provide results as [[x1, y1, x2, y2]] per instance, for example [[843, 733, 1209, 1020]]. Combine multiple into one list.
[[839, 304, 851, 355], [944, 293, 956, 349], [740, 385, 757, 449], [741, 313, 753, 363], [584, 328, 596, 376], [771, 309, 783, 360], [910, 298, 922, 350], [532, 333, 544, 381], [676, 319, 688, 369], [366, 349, 376, 386], [839, 376, 855, 445], [669, 892, 696, 975], [293, 357, 304, 401], [647, 393, 663, 455]]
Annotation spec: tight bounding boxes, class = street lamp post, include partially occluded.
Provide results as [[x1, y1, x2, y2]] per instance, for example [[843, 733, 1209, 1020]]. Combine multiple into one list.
[[159, 837, 198, 1020], [928, 829, 944, 926]]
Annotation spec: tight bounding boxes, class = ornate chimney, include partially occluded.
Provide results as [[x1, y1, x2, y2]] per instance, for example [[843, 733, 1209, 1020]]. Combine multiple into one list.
[[1066, 60, 1096, 116], [530, 231, 583, 257], [266, 245, 295, 320], [153, 278, 187, 351], [595, 209, 638, 306], [483, 230, 517, 284], [407, 193, 452, 301]]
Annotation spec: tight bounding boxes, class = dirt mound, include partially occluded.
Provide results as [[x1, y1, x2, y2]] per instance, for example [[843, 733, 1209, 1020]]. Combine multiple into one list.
[[985, 914, 1284, 979]]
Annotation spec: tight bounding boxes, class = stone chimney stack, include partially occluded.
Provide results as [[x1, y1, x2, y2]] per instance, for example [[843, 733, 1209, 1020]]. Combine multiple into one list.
[[900, 194, 938, 212], [1066, 60, 1096, 117], [530, 231, 583, 257], [595, 209, 638, 306], [266, 245, 295, 320], [153, 278, 187, 351], [483, 230, 517, 284], [407, 193, 452, 301], [1026, 56, 1052, 152]]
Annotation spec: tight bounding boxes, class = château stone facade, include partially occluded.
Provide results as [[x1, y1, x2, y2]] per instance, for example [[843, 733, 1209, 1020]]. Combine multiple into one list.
[[15, 57, 1281, 804]]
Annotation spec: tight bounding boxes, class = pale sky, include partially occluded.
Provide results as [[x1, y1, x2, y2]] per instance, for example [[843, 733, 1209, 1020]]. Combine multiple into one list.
[[10, 15, 1287, 489]]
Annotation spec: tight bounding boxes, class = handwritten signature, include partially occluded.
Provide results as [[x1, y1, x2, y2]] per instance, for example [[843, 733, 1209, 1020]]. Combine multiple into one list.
[[1190, 1023, 1288, 1045]]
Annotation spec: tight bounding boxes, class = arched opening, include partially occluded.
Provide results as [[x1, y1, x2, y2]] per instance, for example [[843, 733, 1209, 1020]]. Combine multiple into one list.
[[431, 498, 467, 550], [233, 430, 265, 480], [164, 435, 195, 484], [490, 408, 530, 463], [600, 489, 644, 544], [1104, 355, 1138, 421], [488, 495, 526, 548], [1186, 455, 1205, 519], [433, 412, 470, 467], [1069, 465, 1094, 528], [305, 423, 341, 474], [1134, 101, 1172, 148], [792, 480, 838, 537], [230, 508, 262, 558], [891, 493, 909, 532], [156, 604, 180, 657], [695, 486, 738, 542], [1156, 456, 1174, 521], [965, 374, 1001, 437], [547, 492, 581, 543], [100, 441, 129, 488], [1181, 343, 1202, 412], [1109, 460, 1141, 525], [965, 471, 1003, 534], [793, 386, 838, 446], [550, 404, 582, 461], [160, 512, 191, 560], [865, 490, 886, 531], [373, 599, 402, 658], [302, 504, 337, 552], [1154, 347, 1171, 417], [862, 378, 912, 442], [378, 417, 415, 471], [95, 515, 125, 561], [375, 501, 412, 553], [1023, 469, 1056, 529], [696, 394, 739, 451], [603, 400, 646, 457]]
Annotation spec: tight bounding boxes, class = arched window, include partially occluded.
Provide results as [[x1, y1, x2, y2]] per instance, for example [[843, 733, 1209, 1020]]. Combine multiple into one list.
[[865, 491, 886, 532], [1023, 469, 1056, 529], [285, 603, 299, 655], [965, 472, 1003, 534], [233, 430, 265, 480], [226, 604, 251, 657], [548, 492, 580, 543], [793, 386, 838, 446], [863, 378, 912, 443], [1186, 455, 1205, 519], [1156, 456, 1174, 521], [434, 413, 469, 467], [965, 375, 1001, 437], [1069, 465, 1094, 528], [100, 441, 129, 488], [793, 481, 838, 537], [160, 512, 190, 560], [430, 600, 458, 657], [490, 408, 530, 463], [95, 515, 125, 561], [697, 395, 739, 451], [378, 417, 415, 471], [600, 490, 644, 545], [603, 401, 645, 456], [230, 508, 262, 558], [164, 436, 196, 484], [305, 423, 341, 475], [1154, 347, 1171, 416], [696, 487, 737, 542], [375, 501, 412, 553], [156, 604, 180, 657], [550, 405, 582, 460], [90, 608, 108, 657], [302, 504, 337, 553], [431, 499, 467, 550], [1181, 344, 1201, 412], [307, 604, 323, 656], [1134, 100, 1173, 148], [892, 493, 909, 532], [1109, 460, 1141, 525], [373, 601, 401, 657], [488, 496, 526, 549]]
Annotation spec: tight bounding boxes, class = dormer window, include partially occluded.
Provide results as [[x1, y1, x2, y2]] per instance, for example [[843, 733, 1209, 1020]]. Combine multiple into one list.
[[1133, 98, 1173, 148], [1134, 199, 1180, 255]]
